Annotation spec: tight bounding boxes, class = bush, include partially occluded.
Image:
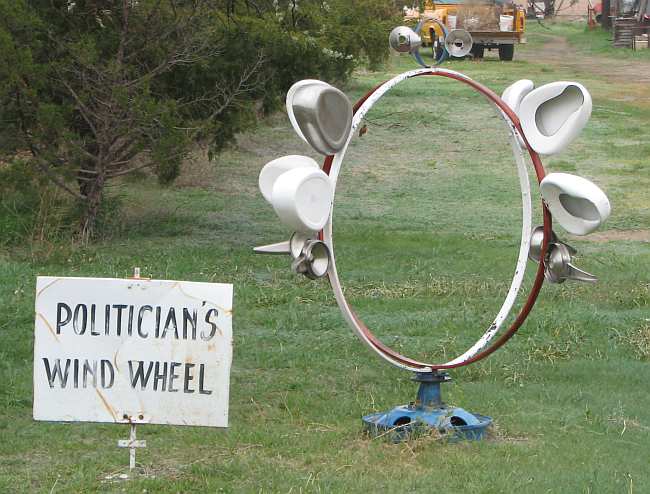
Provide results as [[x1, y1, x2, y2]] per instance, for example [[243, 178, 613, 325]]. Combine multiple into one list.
[[0, 0, 398, 241], [0, 160, 71, 246], [166, 2, 398, 152]]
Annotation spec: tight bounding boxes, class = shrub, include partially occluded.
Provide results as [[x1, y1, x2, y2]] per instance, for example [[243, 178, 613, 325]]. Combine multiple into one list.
[[0, 0, 398, 241], [0, 159, 71, 246]]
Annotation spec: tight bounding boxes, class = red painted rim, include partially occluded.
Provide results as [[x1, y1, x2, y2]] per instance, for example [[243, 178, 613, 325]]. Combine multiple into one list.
[[321, 70, 552, 370]]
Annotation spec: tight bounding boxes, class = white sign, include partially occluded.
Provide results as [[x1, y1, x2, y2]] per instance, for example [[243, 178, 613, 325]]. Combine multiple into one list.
[[33, 276, 233, 427]]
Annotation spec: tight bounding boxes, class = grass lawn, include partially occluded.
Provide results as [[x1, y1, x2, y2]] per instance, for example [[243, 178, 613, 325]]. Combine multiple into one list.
[[1, 23, 649, 493]]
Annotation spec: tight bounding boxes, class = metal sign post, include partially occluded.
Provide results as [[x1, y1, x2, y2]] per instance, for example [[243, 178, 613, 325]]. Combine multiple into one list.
[[117, 268, 148, 475]]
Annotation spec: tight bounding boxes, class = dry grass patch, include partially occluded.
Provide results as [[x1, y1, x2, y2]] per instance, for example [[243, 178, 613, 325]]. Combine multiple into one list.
[[613, 323, 650, 360]]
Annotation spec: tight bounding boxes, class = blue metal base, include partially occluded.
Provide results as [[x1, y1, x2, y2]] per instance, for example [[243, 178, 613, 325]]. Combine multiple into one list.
[[362, 372, 492, 442]]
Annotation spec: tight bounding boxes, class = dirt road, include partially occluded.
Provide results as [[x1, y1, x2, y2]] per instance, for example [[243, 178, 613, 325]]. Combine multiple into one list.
[[518, 32, 650, 85]]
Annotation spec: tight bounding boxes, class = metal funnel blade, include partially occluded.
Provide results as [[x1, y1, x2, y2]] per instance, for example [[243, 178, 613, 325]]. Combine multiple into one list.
[[559, 239, 578, 256], [566, 263, 598, 283], [444, 29, 473, 57], [529, 226, 554, 263], [529, 226, 578, 264], [544, 243, 570, 283], [253, 240, 291, 255], [291, 239, 330, 280], [544, 243, 598, 283]]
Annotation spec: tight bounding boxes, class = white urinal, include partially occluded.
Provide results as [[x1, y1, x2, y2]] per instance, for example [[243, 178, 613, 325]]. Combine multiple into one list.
[[270, 166, 333, 233], [540, 172, 611, 235], [286, 80, 353, 156], [501, 79, 534, 113], [259, 155, 319, 203], [518, 81, 592, 156]]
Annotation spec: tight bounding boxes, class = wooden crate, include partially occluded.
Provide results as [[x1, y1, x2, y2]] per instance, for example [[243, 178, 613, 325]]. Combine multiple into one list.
[[613, 17, 639, 48], [634, 34, 649, 50]]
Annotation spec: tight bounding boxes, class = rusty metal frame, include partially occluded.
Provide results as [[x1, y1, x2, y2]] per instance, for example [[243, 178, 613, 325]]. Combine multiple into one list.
[[319, 68, 552, 372]]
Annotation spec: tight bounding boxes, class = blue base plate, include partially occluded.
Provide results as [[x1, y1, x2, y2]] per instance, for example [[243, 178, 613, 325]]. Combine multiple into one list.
[[362, 404, 492, 442]]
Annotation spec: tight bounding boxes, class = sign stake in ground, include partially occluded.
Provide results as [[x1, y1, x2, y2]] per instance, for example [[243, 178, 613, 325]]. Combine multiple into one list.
[[111, 268, 149, 475], [117, 422, 146, 472]]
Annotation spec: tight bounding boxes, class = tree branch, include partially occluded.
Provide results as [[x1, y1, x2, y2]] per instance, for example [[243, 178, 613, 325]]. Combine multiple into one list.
[[58, 79, 100, 140], [33, 158, 86, 199]]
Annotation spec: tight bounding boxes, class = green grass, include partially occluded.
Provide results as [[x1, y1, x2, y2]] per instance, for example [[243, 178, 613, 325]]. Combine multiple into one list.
[[1, 27, 650, 493]]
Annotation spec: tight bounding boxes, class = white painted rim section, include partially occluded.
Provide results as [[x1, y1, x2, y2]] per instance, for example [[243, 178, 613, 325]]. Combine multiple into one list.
[[322, 68, 533, 372], [540, 172, 611, 235], [259, 155, 320, 203]]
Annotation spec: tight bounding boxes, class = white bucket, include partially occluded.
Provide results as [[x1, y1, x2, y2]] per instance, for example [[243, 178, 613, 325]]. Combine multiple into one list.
[[448, 15, 457, 29], [499, 15, 514, 32]]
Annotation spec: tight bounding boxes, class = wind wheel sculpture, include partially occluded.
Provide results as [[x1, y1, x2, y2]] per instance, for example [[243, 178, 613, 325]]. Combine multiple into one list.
[[254, 53, 611, 440]]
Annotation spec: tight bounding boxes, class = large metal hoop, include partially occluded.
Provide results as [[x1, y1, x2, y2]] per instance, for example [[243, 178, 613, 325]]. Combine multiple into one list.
[[320, 68, 552, 372]]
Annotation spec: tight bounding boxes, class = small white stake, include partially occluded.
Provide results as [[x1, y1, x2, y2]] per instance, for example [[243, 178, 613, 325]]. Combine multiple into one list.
[[118, 422, 147, 473], [129, 424, 136, 471]]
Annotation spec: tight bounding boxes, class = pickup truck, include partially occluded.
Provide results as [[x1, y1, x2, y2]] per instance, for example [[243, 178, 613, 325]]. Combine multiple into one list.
[[405, 0, 527, 61]]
